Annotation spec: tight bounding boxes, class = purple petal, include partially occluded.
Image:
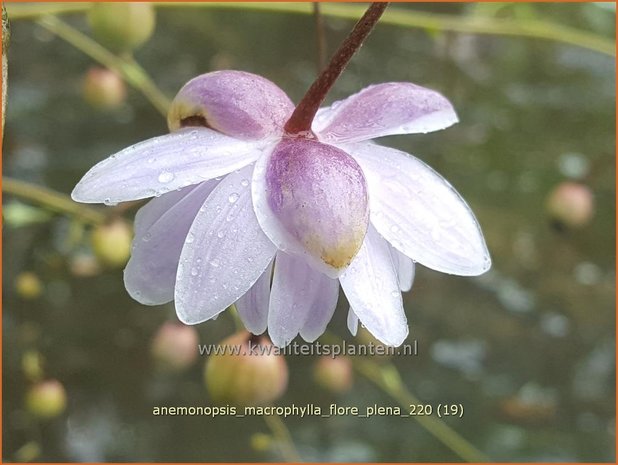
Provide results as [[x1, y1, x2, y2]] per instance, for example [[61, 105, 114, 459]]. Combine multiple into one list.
[[268, 252, 337, 346], [235, 261, 273, 335], [340, 226, 408, 347], [313, 82, 458, 143], [347, 307, 359, 337], [168, 70, 295, 140], [343, 142, 491, 276], [389, 246, 415, 292], [174, 165, 277, 324], [252, 138, 369, 278], [124, 181, 217, 305], [72, 128, 272, 204]]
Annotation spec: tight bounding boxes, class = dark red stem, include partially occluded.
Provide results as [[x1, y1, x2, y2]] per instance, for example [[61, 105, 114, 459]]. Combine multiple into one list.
[[284, 2, 389, 135]]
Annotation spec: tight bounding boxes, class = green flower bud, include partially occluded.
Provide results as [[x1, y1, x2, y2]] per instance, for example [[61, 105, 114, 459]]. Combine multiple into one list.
[[313, 356, 353, 393], [205, 332, 288, 407], [88, 3, 156, 53], [15, 272, 43, 300], [21, 350, 44, 382], [91, 219, 132, 268], [546, 182, 594, 229], [25, 380, 67, 419], [83, 67, 127, 110], [151, 322, 199, 372]]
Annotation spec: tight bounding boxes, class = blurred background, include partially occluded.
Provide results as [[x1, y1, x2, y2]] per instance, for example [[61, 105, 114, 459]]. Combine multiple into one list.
[[2, 2, 615, 462]]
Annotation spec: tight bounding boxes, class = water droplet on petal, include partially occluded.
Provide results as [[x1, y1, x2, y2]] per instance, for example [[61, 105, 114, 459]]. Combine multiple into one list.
[[228, 192, 239, 203], [158, 171, 175, 183], [240, 179, 250, 187], [190, 267, 199, 277], [185, 233, 195, 244], [209, 258, 220, 268]]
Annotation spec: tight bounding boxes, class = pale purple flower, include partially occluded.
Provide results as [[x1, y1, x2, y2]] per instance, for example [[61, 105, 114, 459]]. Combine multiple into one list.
[[72, 71, 490, 347]]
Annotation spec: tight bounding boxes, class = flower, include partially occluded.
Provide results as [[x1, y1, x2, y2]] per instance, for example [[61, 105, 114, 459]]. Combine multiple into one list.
[[72, 70, 491, 347]]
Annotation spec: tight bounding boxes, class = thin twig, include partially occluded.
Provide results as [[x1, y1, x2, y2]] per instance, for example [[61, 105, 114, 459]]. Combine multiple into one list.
[[312, 3, 327, 73], [2, 177, 107, 225], [354, 359, 489, 463], [7, 3, 614, 57], [262, 414, 302, 462], [285, 2, 388, 135], [36, 15, 170, 116]]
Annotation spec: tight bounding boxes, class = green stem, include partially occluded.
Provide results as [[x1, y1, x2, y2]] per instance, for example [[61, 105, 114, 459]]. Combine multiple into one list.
[[2, 177, 106, 225], [36, 15, 170, 116], [354, 359, 489, 463], [7, 2, 614, 57], [262, 414, 302, 462]]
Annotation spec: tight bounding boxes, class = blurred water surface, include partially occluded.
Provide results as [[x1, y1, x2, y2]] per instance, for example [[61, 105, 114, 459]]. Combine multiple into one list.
[[3, 3, 615, 462]]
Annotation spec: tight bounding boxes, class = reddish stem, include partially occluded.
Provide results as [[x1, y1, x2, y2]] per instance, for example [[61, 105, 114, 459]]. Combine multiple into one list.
[[284, 2, 389, 135]]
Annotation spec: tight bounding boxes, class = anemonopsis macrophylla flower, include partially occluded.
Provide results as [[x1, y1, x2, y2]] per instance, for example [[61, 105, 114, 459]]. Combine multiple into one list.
[[72, 70, 491, 347]]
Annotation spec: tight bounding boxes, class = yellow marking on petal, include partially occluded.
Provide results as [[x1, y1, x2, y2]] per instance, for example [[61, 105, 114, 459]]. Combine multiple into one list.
[[167, 99, 213, 132]]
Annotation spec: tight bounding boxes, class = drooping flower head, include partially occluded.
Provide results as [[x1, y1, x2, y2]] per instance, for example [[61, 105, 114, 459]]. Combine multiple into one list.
[[72, 70, 490, 347]]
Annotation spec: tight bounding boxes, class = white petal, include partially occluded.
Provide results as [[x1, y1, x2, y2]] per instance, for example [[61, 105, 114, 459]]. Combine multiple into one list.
[[174, 164, 277, 324], [124, 182, 216, 305], [313, 82, 458, 143], [342, 142, 491, 276], [299, 276, 339, 343], [72, 127, 275, 204], [268, 252, 336, 347], [340, 226, 408, 346], [235, 261, 273, 335], [389, 246, 416, 292], [347, 307, 359, 337]]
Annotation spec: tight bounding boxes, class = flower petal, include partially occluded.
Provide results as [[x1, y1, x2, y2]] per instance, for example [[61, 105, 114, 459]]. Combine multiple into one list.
[[340, 226, 408, 346], [268, 252, 337, 346], [347, 307, 359, 337], [72, 127, 272, 204], [313, 82, 458, 143], [299, 276, 339, 343], [390, 246, 415, 292], [235, 261, 273, 335], [124, 181, 217, 305], [252, 139, 369, 278], [174, 165, 277, 324], [168, 70, 295, 140], [342, 142, 491, 276]]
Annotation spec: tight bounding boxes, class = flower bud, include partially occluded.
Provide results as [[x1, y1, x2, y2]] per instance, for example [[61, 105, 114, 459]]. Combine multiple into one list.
[[25, 380, 67, 419], [546, 182, 594, 229], [91, 219, 132, 268], [313, 356, 353, 393], [69, 251, 102, 278], [205, 332, 288, 407], [22, 350, 44, 382], [151, 322, 199, 372], [167, 71, 294, 139], [83, 67, 127, 110], [88, 3, 156, 53], [262, 139, 369, 278], [15, 272, 43, 300]]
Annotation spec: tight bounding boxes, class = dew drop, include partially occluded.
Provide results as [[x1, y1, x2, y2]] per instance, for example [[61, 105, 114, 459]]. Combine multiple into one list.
[[217, 230, 225, 239], [228, 192, 240, 203], [185, 233, 195, 244], [240, 179, 250, 187], [190, 267, 199, 277], [158, 171, 175, 183], [209, 258, 220, 268]]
